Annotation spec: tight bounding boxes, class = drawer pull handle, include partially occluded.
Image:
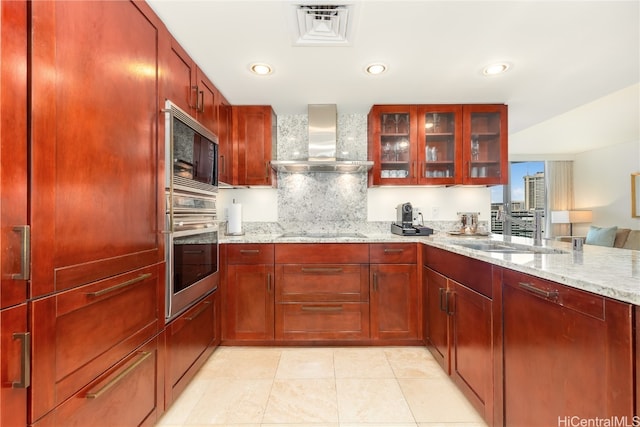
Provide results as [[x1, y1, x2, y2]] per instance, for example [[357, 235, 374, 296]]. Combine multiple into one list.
[[301, 267, 343, 274], [86, 351, 152, 399], [12, 332, 31, 389], [185, 301, 211, 321], [267, 273, 272, 292], [383, 248, 404, 253], [12, 226, 30, 280], [86, 273, 152, 298], [239, 249, 260, 254], [518, 282, 559, 300], [184, 250, 205, 254], [301, 305, 343, 312], [438, 288, 447, 312]]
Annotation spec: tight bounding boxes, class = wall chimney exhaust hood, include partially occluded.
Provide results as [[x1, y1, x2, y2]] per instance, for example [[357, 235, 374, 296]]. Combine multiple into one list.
[[271, 104, 373, 173]]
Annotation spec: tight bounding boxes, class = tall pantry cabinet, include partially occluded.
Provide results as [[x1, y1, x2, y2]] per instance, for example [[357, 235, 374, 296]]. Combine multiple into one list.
[[0, 1, 29, 426], [28, 1, 166, 426]]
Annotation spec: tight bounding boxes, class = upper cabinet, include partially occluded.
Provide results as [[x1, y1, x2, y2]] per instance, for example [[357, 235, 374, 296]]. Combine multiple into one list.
[[217, 95, 233, 185], [368, 104, 507, 186], [232, 106, 277, 187]]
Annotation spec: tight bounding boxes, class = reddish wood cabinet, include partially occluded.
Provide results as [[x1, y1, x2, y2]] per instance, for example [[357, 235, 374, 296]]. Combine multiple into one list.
[[217, 95, 233, 185], [502, 268, 634, 427], [232, 106, 277, 186], [224, 244, 275, 342], [370, 243, 420, 341], [1, 304, 28, 427]]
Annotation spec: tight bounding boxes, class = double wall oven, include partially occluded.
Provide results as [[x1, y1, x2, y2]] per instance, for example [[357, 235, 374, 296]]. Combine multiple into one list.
[[164, 100, 219, 321]]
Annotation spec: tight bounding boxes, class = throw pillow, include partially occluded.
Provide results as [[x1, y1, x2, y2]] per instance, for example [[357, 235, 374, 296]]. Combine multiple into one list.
[[585, 226, 618, 247]]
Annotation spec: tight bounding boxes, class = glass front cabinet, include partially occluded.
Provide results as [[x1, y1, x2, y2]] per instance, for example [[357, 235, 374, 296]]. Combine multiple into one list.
[[368, 104, 507, 186]]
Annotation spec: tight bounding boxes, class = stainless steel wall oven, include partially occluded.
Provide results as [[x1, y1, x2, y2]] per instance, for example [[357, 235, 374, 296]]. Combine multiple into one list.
[[164, 100, 219, 321]]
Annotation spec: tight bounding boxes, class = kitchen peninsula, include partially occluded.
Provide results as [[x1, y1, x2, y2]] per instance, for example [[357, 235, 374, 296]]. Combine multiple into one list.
[[220, 230, 638, 426]]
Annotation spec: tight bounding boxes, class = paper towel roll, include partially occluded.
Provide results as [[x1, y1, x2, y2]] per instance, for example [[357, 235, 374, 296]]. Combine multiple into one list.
[[228, 200, 243, 235]]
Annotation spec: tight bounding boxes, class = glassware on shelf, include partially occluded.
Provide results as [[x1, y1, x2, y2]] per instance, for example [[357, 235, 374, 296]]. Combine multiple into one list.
[[471, 136, 479, 161], [382, 142, 393, 162], [383, 115, 397, 133], [397, 114, 409, 134], [394, 139, 409, 161]]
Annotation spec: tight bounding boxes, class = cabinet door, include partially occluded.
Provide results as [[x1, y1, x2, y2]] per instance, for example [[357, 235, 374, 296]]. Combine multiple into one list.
[[226, 264, 274, 341], [194, 70, 218, 133], [30, 0, 164, 297], [367, 105, 418, 185], [164, 37, 197, 115], [1, 0, 28, 309], [423, 266, 450, 373], [462, 104, 508, 185], [232, 106, 275, 186], [503, 270, 633, 426], [1, 304, 28, 427], [449, 280, 492, 423], [370, 264, 418, 340], [417, 105, 463, 185], [217, 96, 233, 185]]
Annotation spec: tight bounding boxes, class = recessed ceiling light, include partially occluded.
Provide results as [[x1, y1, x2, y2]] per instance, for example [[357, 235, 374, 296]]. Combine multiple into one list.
[[250, 63, 273, 75], [365, 63, 387, 75], [483, 62, 510, 76]]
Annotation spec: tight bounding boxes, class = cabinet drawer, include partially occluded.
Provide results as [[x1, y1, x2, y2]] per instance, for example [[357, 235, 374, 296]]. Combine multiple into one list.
[[276, 264, 369, 302], [503, 268, 605, 319], [424, 245, 492, 298], [30, 264, 161, 420], [168, 292, 216, 389], [275, 243, 369, 264], [275, 302, 369, 341], [370, 243, 417, 263], [33, 337, 160, 427], [227, 244, 274, 265]]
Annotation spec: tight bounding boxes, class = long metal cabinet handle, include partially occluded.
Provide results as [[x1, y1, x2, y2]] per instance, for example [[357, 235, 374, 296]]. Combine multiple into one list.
[[518, 282, 559, 300], [373, 272, 378, 291], [86, 351, 152, 399], [239, 249, 260, 254], [185, 301, 211, 321], [86, 273, 152, 298], [190, 85, 198, 110], [301, 267, 343, 274], [12, 332, 31, 389], [301, 305, 343, 312], [438, 288, 447, 312], [198, 90, 204, 113], [383, 248, 404, 253], [12, 226, 30, 280], [267, 273, 272, 292], [220, 154, 226, 174]]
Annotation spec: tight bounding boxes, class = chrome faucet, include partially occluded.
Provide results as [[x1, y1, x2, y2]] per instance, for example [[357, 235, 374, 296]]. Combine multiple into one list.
[[496, 207, 544, 246]]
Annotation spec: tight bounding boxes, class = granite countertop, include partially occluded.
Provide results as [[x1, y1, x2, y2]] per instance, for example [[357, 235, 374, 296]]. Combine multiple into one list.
[[221, 231, 640, 306]]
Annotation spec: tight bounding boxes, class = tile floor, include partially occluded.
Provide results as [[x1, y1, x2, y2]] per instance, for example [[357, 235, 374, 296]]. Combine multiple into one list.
[[156, 346, 488, 427]]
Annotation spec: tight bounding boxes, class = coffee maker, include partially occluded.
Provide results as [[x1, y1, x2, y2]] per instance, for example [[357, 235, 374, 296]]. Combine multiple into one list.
[[391, 202, 434, 236]]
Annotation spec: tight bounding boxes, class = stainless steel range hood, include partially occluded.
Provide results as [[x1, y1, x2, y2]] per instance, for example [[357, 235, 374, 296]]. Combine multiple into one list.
[[270, 104, 373, 173]]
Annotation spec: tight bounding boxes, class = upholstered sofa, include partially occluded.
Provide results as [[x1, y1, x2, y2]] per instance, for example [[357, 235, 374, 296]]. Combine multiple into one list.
[[557, 227, 640, 250]]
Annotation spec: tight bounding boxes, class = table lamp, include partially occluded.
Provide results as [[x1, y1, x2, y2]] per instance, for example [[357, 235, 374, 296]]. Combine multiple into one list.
[[550, 210, 593, 236]]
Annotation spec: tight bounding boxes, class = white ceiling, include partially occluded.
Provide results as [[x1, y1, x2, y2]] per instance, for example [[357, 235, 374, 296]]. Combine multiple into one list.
[[146, 0, 639, 155]]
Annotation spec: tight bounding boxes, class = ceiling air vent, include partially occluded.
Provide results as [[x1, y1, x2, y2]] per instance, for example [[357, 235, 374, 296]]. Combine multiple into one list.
[[292, 4, 354, 46]]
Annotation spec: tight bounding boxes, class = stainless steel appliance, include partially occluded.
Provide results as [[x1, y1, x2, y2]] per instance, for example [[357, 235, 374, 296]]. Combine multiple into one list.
[[391, 202, 434, 236], [165, 188, 219, 321], [164, 99, 220, 320]]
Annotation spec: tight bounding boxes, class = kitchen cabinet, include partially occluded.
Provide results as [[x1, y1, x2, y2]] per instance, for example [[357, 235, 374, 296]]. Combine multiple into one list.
[[224, 244, 275, 342], [29, 0, 165, 298], [368, 104, 507, 186], [163, 35, 219, 134], [274, 243, 370, 341], [1, 303, 28, 427], [502, 268, 634, 427], [30, 263, 163, 423], [217, 95, 233, 185], [422, 245, 496, 425], [165, 290, 219, 407], [232, 106, 277, 186], [370, 243, 420, 342]]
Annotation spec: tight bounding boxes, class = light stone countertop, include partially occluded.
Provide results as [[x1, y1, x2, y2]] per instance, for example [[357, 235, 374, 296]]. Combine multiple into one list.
[[220, 231, 640, 306]]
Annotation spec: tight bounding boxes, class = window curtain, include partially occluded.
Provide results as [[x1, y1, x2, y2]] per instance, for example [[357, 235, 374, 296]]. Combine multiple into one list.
[[544, 160, 574, 238]]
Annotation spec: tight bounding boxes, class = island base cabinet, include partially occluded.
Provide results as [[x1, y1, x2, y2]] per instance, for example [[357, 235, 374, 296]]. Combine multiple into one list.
[[31, 337, 161, 427], [503, 269, 634, 427]]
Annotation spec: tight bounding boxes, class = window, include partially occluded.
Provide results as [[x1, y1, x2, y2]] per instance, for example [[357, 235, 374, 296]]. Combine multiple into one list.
[[491, 161, 545, 238]]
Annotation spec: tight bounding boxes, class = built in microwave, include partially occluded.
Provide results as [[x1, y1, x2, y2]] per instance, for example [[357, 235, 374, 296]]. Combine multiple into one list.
[[164, 100, 218, 193]]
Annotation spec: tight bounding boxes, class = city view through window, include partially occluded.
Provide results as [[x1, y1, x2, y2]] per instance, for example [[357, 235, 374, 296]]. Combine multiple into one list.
[[490, 161, 545, 237]]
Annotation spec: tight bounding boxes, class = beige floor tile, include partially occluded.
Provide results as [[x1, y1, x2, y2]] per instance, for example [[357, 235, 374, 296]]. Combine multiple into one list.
[[196, 346, 282, 379], [417, 423, 488, 427], [275, 347, 335, 378], [336, 378, 415, 423], [184, 378, 273, 424], [341, 423, 417, 427], [384, 347, 449, 379], [333, 347, 395, 378], [398, 378, 487, 425], [156, 379, 211, 425], [262, 378, 339, 423]]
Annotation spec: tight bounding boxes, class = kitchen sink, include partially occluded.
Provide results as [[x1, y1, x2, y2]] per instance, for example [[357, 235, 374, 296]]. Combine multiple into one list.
[[450, 241, 568, 255], [277, 232, 368, 239]]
